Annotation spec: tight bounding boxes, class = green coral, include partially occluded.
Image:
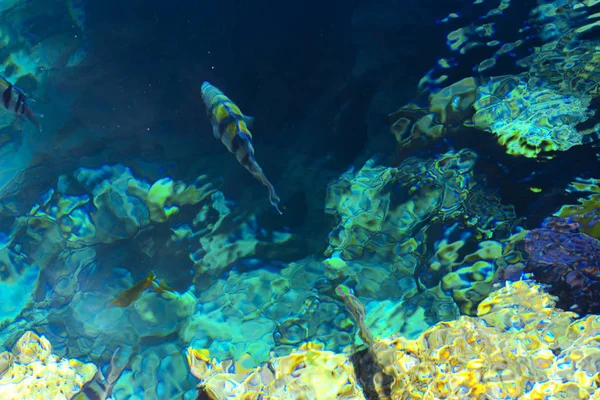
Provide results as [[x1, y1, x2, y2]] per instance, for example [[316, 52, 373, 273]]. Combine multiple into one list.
[[324, 150, 521, 316], [16, 165, 216, 248], [325, 149, 477, 264], [469, 75, 596, 158], [554, 177, 600, 238]]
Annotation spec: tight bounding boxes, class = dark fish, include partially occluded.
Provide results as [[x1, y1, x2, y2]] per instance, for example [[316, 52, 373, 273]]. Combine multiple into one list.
[[200, 81, 282, 214], [109, 271, 175, 308], [0, 76, 41, 130]]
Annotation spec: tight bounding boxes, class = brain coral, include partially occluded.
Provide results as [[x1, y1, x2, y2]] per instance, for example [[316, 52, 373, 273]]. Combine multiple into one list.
[[187, 280, 600, 399]]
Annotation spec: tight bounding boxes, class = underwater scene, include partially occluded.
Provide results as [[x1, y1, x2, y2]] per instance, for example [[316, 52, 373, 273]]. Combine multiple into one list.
[[1, 0, 600, 398]]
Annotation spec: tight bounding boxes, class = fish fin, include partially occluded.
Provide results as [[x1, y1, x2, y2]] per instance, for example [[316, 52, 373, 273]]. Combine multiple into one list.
[[157, 279, 175, 293], [26, 113, 42, 131], [150, 280, 163, 294], [156, 286, 179, 300], [268, 190, 283, 215], [23, 104, 42, 131], [150, 279, 176, 296], [243, 115, 254, 128], [212, 124, 221, 139], [146, 271, 157, 283], [272, 202, 283, 215], [236, 120, 252, 140]]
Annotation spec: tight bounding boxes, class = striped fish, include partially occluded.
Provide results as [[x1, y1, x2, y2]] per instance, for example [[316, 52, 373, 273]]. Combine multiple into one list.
[[71, 347, 128, 400], [0, 76, 41, 130], [201, 81, 282, 214]]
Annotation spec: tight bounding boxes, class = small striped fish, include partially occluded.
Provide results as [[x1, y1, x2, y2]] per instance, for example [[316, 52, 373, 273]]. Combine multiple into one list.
[[201, 81, 282, 214], [0, 76, 41, 130]]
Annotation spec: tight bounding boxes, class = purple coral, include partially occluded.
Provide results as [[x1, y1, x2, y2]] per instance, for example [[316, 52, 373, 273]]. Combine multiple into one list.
[[523, 216, 600, 314]]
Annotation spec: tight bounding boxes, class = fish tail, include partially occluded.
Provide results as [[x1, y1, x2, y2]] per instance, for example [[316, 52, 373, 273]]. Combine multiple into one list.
[[157, 279, 175, 293], [256, 168, 282, 214], [24, 106, 42, 131], [269, 192, 283, 214], [150, 280, 162, 294], [244, 156, 282, 214], [263, 178, 282, 214], [150, 280, 168, 295], [149, 275, 176, 295]]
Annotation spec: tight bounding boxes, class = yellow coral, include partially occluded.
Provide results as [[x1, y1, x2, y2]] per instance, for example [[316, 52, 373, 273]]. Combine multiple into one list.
[[188, 281, 600, 399], [373, 281, 599, 398], [0, 331, 97, 400], [188, 342, 365, 399], [12, 331, 53, 364]]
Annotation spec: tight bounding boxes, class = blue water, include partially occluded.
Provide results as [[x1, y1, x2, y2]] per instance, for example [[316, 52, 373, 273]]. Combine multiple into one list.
[[0, 0, 599, 398]]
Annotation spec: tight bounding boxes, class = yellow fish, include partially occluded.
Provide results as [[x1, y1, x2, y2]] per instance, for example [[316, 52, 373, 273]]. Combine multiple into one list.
[[201, 81, 282, 214], [109, 271, 174, 308]]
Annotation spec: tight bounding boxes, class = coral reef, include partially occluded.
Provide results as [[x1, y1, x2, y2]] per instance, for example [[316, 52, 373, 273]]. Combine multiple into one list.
[[389, 77, 479, 147], [371, 280, 600, 399], [169, 191, 293, 289], [0, 331, 97, 399], [5, 164, 218, 314], [187, 280, 600, 399], [1, 1, 599, 400], [325, 149, 479, 263], [470, 76, 596, 158], [392, 0, 600, 159], [523, 2, 600, 91], [515, 216, 600, 314], [324, 150, 521, 315], [0, 163, 305, 398], [184, 256, 356, 365], [0, 164, 225, 399], [188, 342, 365, 399], [554, 177, 600, 239], [17, 164, 216, 247], [391, 73, 599, 159]]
